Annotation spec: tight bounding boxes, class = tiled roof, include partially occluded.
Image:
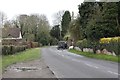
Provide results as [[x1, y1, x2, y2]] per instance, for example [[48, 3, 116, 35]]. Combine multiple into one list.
[[2, 28, 21, 38]]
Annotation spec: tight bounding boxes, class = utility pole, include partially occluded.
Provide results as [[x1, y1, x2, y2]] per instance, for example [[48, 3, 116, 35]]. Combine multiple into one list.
[[59, 25, 62, 41]]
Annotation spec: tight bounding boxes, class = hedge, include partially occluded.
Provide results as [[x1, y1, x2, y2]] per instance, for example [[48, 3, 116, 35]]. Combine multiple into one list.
[[22, 41, 39, 49], [31, 42, 39, 48], [76, 39, 99, 53], [99, 37, 120, 55], [100, 41, 119, 55], [100, 37, 119, 43], [2, 45, 26, 55], [76, 37, 120, 55]]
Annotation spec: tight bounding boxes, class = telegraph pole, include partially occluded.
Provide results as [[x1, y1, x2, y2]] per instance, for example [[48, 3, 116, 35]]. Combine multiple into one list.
[[59, 25, 62, 41]]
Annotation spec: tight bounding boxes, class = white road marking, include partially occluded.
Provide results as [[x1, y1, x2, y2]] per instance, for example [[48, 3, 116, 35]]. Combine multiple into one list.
[[48, 48, 119, 77], [85, 63, 99, 69], [108, 71, 120, 75], [50, 48, 119, 76]]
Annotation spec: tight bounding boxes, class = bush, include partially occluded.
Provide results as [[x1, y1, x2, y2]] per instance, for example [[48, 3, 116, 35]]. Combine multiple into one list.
[[2, 45, 26, 55], [23, 41, 39, 49], [76, 39, 88, 49], [100, 39, 119, 55], [9, 45, 15, 55], [49, 38, 58, 45], [2, 46, 9, 55], [100, 37, 119, 43], [76, 39, 101, 53], [38, 36, 50, 46], [76, 39, 97, 51], [31, 42, 39, 48], [76, 37, 120, 55]]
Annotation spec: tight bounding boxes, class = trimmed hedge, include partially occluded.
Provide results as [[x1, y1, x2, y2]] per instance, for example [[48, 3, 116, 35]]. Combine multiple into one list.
[[2, 45, 26, 55]]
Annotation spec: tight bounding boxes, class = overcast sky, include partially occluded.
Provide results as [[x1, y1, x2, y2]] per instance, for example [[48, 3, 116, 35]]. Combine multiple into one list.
[[0, 0, 84, 25]]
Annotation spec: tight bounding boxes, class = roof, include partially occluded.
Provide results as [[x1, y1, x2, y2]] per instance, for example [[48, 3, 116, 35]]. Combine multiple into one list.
[[2, 28, 21, 38]]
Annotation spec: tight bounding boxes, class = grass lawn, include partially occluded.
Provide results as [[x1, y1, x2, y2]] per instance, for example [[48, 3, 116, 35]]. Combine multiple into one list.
[[2, 48, 40, 72], [69, 49, 119, 62]]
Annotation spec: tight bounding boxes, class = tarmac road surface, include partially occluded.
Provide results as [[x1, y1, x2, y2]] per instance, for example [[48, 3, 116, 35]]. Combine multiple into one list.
[[42, 46, 119, 78]]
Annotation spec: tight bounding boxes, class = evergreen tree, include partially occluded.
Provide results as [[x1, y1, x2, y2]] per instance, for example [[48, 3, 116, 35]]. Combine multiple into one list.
[[78, 2, 119, 41], [78, 2, 96, 38], [101, 2, 119, 37], [50, 25, 60, 40], [61, 11, 71, 37]]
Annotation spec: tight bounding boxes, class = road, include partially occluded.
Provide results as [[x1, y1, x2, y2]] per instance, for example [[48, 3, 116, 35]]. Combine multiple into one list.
[[41, 46, 119, 78]]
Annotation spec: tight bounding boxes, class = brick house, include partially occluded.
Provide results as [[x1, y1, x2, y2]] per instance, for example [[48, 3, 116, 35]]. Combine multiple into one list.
[[1, 28, 22, 45]]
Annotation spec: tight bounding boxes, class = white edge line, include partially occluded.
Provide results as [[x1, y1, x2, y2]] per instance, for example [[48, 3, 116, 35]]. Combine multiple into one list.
[[108, 71, 120, 75], [85, 63, 99, 69]]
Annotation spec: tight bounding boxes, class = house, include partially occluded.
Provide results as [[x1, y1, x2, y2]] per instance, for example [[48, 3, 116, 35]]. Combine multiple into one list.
[[1, 27, 22, 45]]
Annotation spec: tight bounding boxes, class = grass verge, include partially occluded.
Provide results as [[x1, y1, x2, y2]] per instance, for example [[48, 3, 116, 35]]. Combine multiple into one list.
[[69, 49, 119, 62], [2, 48, 40, 71]]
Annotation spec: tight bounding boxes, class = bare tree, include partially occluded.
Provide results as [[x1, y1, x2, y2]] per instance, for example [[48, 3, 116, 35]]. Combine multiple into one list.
[[15, 14, 50, 42], [4, 20, 13, 28], [52, 10, 65, 25], [0, 11, 7, 27], [16, 14, 29, 38]]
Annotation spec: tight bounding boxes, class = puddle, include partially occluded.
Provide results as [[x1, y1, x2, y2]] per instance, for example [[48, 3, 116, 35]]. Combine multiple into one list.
[[12, 67, 41, 72]]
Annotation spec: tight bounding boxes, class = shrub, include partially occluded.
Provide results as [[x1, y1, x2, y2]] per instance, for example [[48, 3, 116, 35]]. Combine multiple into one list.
[[76, 39, 101, 53], [2, 46, 8, 55], [76, 37, 120, 55], [24, 41, 39, 48], [9, 45, 15, 55], [2, 45, 26, 55], [100, 38, 120, 55], [49, 38, 58, 45], [31, 42, 39, 48], [100, 37, 119, 43], [100, 38, 112, 43], [5, 46, 11, 55], [76, 39, 87, 48], [76, 39, 93, 51]]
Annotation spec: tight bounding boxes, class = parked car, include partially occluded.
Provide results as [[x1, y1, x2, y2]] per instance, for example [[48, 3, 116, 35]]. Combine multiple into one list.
[[57, 41, 68, 50]]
